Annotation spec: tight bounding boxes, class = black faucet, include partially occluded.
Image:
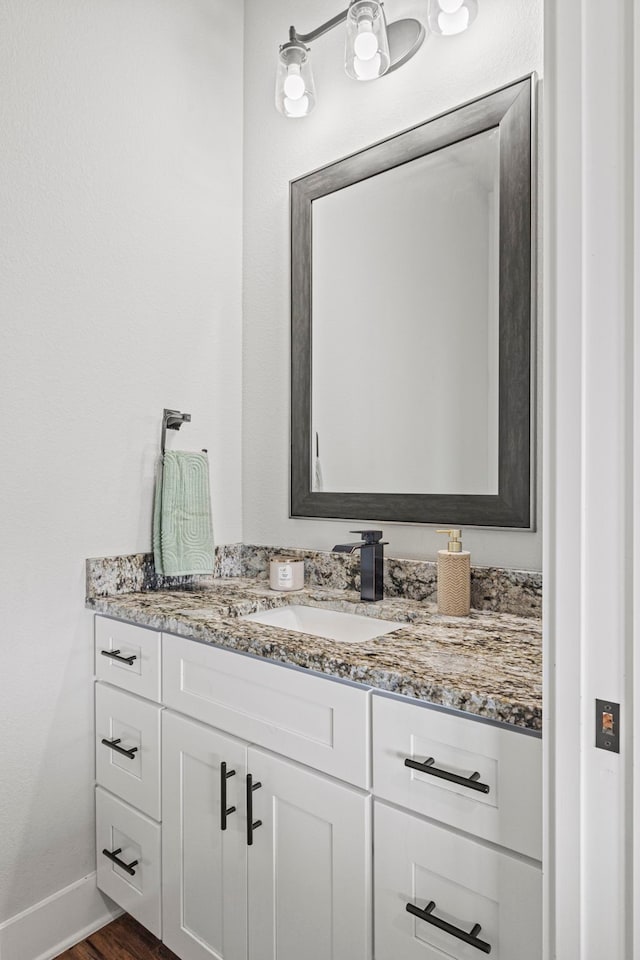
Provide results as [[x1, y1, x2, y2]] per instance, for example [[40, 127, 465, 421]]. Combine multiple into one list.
[[332, 530, 388, 602]]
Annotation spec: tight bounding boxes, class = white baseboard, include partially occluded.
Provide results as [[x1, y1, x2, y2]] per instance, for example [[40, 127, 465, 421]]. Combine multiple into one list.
[[0, 873, 122, 960]]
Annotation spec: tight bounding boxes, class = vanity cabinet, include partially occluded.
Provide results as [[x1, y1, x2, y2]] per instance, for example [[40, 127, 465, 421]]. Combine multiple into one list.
[[93, 614, 541, 960]]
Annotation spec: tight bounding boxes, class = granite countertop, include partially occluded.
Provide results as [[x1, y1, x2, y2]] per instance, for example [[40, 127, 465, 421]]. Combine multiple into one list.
[[87, 576, 542, 732]]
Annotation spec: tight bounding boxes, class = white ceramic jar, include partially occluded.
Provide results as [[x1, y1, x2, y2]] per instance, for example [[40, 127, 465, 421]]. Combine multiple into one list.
[[269, 557, 305, 591]]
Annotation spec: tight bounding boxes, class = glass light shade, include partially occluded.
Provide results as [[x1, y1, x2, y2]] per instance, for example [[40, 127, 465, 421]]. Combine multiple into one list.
[[344, 1, 390, 81], [427, 0, 478, 35], [275, 42, 316, 118]]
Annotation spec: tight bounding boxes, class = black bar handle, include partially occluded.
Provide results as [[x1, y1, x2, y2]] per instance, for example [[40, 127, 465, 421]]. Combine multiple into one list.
[[101, 649, 137, 666], [101, 737, 138, 760], [102, 847, 139, 876], [404, 756, 490, 795], [246, 773, 262, 846], [406, 900, 491, 954], [220, 761, 237, 831]]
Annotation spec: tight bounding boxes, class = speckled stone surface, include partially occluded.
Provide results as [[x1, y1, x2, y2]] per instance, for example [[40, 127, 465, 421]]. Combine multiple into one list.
[[86, 547, 243, 599], [237, 545, 542, 618], [87, 576, 542, 731], [87, 545, 542, 618]]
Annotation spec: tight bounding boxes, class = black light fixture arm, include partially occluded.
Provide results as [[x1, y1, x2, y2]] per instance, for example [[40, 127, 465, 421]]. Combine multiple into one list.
[[288, 8, 350, 46]]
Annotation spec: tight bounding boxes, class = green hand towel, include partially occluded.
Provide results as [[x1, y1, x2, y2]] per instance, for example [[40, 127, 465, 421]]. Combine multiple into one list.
[[153, 451, 214, 576]]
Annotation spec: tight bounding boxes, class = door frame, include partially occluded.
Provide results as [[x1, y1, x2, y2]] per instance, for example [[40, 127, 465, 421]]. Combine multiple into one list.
[[543, 1, 638, 956]]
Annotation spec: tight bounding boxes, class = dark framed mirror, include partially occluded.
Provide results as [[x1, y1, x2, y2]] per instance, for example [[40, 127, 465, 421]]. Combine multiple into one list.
[[291, 76, 534, 528]]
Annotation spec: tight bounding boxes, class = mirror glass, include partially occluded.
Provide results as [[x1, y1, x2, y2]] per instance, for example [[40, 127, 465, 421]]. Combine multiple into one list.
[[291, 78, 533, 528], [311, 129, 500, 495]]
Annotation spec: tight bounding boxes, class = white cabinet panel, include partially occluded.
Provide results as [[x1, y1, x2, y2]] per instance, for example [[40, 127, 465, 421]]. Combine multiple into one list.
[[96, 787, 162, 938], [247, 748, 371, 960], [95, 616, 161, 702], [374, 801, 541, 960], [163, 634, 370, 787], [372, 694, 542, 859], [162, 711, 248, 960], [95, 683, 162, 819]]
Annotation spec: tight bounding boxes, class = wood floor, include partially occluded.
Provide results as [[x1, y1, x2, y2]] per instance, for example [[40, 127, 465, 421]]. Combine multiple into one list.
[[54, 914, 179, 960]]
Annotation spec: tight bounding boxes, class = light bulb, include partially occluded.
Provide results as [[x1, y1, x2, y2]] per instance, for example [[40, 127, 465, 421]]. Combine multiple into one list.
[[428, 0, 477, 35], [276, 40, 315, 117], [437, 6, 469, 34], [283, 64, 305, 101], [353, 53, 382, 80], [353, 19, 378, 60], [284, 94, 310, 118], [344, 0, 390, 80]]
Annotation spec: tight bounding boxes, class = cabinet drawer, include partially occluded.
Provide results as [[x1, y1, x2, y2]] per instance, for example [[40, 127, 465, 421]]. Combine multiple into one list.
[[95, 616, 161, 702], [372, 694, 541, 859], [96, 787, 161, 938], [163, 634, 370, 788], [374, 801, 541, 960], [96, 683, 162, 820]]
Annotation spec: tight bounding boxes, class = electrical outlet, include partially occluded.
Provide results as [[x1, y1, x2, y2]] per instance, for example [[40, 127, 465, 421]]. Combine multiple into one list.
[[595, 699, 620, 753]]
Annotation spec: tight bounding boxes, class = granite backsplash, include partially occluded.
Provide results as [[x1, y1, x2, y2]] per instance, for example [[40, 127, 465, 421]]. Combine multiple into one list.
[[86, 544, 541, 619]]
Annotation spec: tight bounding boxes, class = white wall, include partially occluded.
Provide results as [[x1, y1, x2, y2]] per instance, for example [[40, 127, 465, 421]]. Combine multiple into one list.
[[0, 0, 243, 928], [242, 0, 543, 569]]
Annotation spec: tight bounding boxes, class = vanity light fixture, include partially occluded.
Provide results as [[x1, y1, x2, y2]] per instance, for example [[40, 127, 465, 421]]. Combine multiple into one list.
[[275, 1, 426, 118], [427, 0, 478, 36]]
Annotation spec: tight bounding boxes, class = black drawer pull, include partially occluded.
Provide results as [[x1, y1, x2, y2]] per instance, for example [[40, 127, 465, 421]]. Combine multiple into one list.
[[101, 649, 137, 666], [404, 756, 490, 794], [221, 762, 237, 831], [246, 773, 262, 846], [406, 900, 491, 954], [101, 737, 138, 760], [102, 847, 139, 876]]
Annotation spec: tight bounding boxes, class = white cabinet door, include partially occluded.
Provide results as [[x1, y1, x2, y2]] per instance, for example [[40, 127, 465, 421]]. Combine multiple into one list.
[[247, 748, 371, 960], [162, 711, 248, 960]]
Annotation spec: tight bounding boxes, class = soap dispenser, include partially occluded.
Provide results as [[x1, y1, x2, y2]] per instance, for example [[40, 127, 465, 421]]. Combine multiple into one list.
[[436, 529, 471, 617]]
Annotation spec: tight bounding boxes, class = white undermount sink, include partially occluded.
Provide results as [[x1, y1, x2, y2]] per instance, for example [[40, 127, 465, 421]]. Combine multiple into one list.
[[241, 604, 402, 644]]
